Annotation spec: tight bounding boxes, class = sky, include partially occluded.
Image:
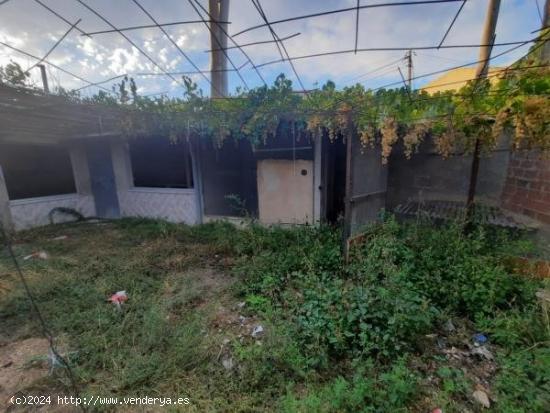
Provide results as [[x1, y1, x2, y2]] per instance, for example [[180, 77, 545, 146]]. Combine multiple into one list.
[[0, 0, 543, 98]]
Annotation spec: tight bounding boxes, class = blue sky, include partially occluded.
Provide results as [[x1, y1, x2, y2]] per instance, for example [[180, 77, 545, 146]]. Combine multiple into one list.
[[0, 0, 543, 97]]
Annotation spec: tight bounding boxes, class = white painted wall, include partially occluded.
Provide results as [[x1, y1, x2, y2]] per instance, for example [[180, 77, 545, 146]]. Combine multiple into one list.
[[118, 188, 199, 224], [3, 145, 97, 231], [0, 164, 14, 231], [10, 194, 95, 230], [111, 141, 199, 225]]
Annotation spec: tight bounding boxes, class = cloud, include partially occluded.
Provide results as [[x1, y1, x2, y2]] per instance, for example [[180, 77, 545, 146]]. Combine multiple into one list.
[[108, 46, 142, 74], [0, 0, 541, 95]]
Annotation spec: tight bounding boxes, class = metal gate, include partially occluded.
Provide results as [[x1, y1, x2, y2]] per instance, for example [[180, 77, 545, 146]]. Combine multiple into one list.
[[344, 131, 388, 242]]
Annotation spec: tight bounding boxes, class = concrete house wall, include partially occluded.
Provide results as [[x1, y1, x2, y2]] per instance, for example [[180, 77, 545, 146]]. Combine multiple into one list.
[[112, 140, 200, 225], [0, 144, 96, 231]]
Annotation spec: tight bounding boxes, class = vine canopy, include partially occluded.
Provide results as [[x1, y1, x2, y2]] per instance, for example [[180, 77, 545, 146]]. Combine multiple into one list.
[[87, 47, 550, 163]]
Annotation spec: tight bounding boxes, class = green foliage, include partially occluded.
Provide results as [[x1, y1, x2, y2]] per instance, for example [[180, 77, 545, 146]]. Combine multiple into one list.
[[280, 358, 417, 413], [493, 347, 550, 412], [0, 61, 30, 87], [1, 218, 547, 411], [233, 217, 539, 368], [105, 63, 549, 158]]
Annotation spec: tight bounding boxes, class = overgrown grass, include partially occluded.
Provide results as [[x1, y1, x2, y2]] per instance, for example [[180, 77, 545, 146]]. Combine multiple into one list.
[[1, 217, 548, 412]]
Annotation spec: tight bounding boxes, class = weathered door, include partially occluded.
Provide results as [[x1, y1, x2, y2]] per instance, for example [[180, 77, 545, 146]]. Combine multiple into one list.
[[345, 131, 388, 238], [87, 141, 120, 218], [257, 159, 314, 225]]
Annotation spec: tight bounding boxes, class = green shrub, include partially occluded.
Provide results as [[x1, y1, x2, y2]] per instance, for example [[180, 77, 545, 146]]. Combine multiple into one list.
[[280, 358, 417, 413], [494, 347, 550, 412]]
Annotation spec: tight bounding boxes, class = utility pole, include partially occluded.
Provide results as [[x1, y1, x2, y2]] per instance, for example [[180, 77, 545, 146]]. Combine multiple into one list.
[[37, 64, 49, 93], [466, 0, 501, 216], [209, 0, 229, 97], [474, 0, 501, 79], [542, 0, 550, 63], [406, 49, 413, 91]]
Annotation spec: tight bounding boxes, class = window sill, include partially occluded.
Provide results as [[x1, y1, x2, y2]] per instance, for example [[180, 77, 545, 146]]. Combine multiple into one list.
[[9, 193, 79, 206], [127, 187, 195, 195]]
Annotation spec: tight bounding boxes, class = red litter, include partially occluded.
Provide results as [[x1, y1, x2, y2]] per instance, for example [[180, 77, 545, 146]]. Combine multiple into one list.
[[107, 290, 128, 310]]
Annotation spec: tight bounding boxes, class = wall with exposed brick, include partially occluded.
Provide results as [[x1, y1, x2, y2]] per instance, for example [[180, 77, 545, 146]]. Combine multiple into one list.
[[501, 151, 550, 225]]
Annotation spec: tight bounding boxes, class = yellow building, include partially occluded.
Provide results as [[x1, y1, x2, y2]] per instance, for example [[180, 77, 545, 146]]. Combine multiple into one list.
[[420, 67, 504, 93]]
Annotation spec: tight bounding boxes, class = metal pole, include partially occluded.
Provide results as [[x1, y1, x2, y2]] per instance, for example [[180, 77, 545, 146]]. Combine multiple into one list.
[[542, 0, 550, 63], [407, 49, 413, 91], [343, 127, 353, 261], [466, 0, 500, 214], [37, 64, 49, 93]]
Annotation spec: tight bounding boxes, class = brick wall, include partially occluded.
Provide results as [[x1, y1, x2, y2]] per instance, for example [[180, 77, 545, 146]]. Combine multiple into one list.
[[501, 151, 550, 225]]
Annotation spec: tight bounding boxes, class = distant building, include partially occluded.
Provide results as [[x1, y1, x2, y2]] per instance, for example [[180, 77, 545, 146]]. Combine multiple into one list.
[[421, 67, 504, 93]]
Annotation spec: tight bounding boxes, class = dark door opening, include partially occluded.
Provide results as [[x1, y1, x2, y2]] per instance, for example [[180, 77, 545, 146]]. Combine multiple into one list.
[[321, 134, 346, 224], [87, 141, 120, 219]]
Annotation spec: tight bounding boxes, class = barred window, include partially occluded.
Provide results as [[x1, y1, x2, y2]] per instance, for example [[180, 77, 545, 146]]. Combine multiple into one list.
[[0, 143, 76, 200], [129, 138, 193, 189]]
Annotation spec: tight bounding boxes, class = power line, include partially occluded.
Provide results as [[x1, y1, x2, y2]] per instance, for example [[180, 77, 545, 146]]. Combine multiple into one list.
[[26, 19, 82, 73], [233, 0, 465, 37], [0, 225, 84, 412], [33, 0, 89, 36], [191, 0, 268, 86], [398, 66, 412, 101], [251, 0, 308, 93], [0, 40, 112, 92], [255, 39, 537, 68], [373, 38, 534, 91], [534, 0, 543, 24], [251, 0, 284, 61], [75, 0, 184, 88], [344, 56, 404, 84], [126, 0, 221, 95], [73, 68, 239, 92], [417, 63, 550, 92], [204, 32, 300, 52], [415, 51, 464, 63], [185, 0, 249, 90], [81, 19, 231, 36], [354, 0, 361, 54], [438, 0, 466, 48]]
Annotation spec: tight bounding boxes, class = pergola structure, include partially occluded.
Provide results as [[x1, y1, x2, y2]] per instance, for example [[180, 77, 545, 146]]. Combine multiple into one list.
[[0, 84, 120, 144]]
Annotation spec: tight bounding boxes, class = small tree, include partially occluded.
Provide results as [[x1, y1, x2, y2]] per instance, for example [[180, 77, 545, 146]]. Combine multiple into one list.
[[0, 61, 30, 87]]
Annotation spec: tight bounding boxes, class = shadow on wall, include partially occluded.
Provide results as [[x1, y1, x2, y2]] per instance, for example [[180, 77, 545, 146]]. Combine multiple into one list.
[[386, 135, 512, 209]]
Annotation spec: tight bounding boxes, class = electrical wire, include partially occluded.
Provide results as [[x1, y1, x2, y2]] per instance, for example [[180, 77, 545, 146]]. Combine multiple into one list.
[[185, 0, 249, 90], [81, 19, 231, 36], [0, 40, 112, 93], [0, 225, 85, 412], [191, 0, 268, 86], [372, 38, 534, 91], [233, 0, 464, 37], [255, 39, 537, 69], [251, 0, 308, 93], [75, 0, 185, 89], [33, 0, 89, 37], [438, 0, 466, 48], [26, 19, 82, 73]]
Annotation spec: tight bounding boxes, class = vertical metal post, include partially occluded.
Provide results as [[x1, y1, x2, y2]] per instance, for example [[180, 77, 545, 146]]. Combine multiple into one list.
[[541, 0, 550, 63], [343, 129, 353, 260], [406, 50, 413, 91], [37, 64, 49, 93], [466, 0, 501, 215]]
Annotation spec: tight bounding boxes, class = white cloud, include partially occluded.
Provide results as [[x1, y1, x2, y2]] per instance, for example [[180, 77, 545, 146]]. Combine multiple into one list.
[[0, 0, 541, 95]]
